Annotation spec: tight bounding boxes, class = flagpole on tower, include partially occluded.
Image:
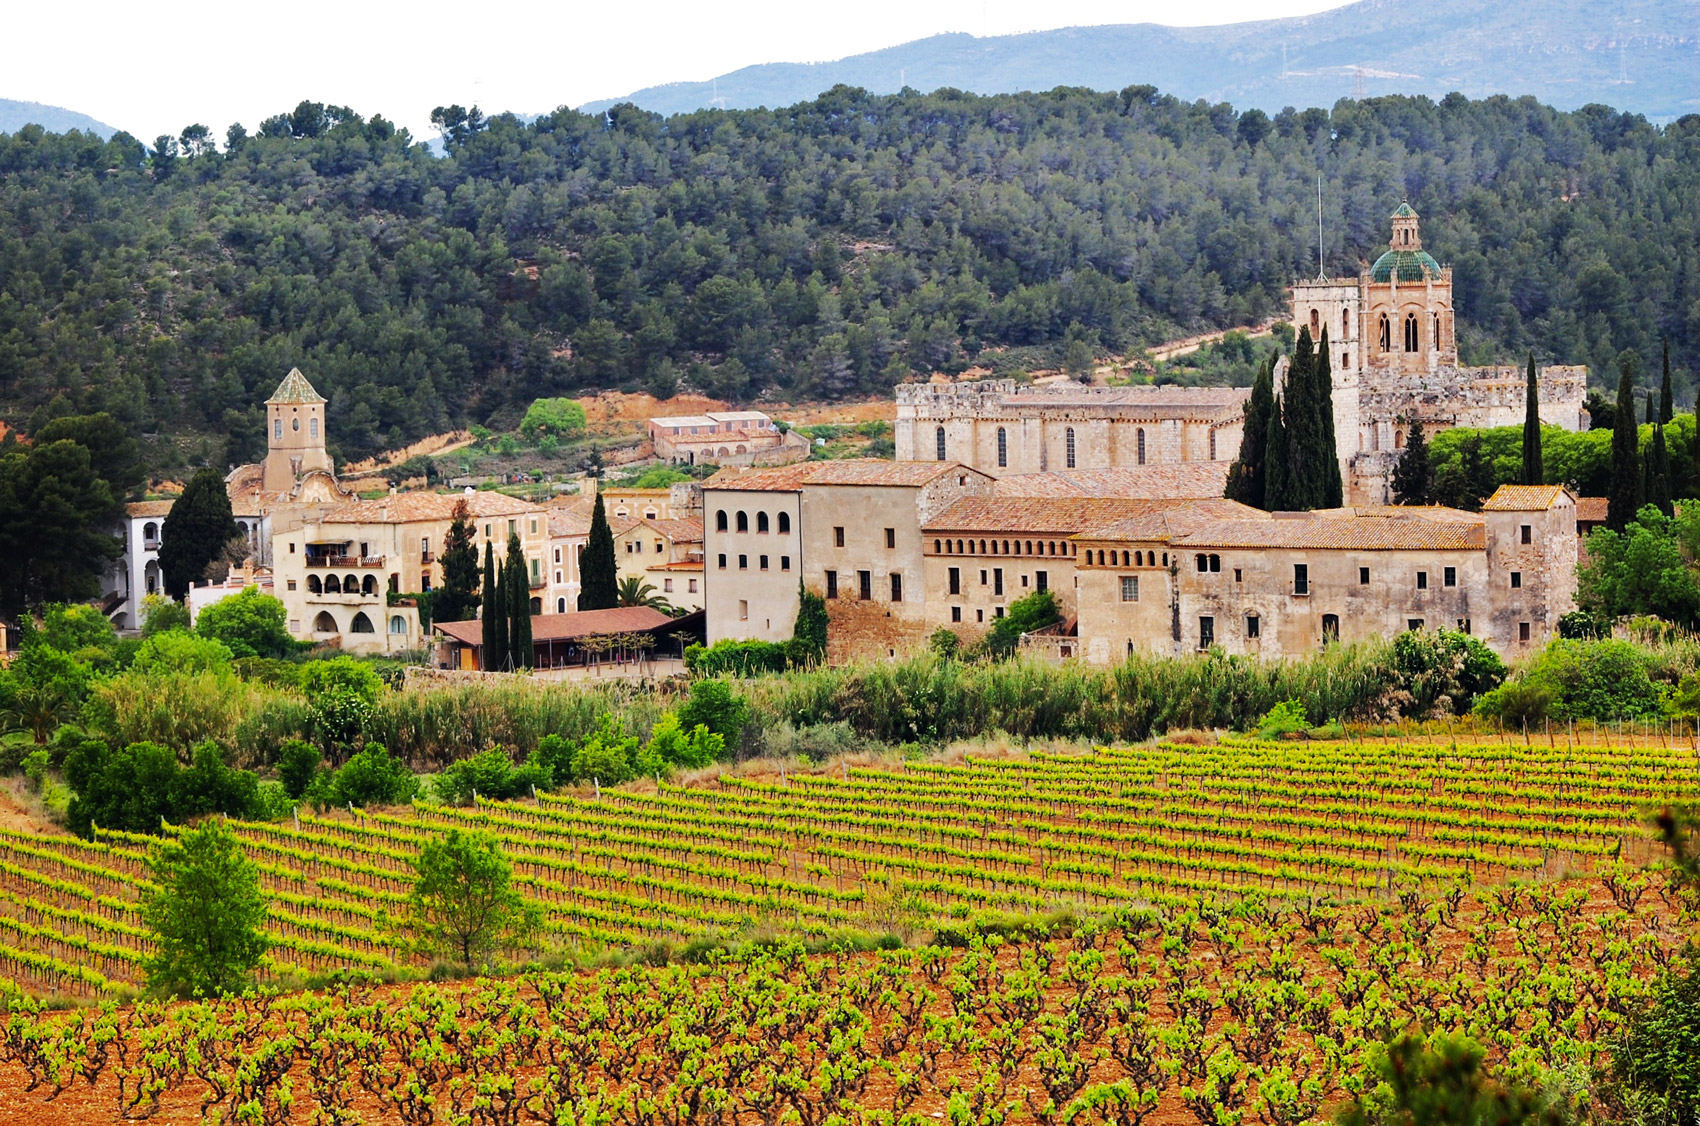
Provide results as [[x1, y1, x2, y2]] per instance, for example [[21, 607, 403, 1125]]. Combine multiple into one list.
[[1317, 175, 1324, 279]]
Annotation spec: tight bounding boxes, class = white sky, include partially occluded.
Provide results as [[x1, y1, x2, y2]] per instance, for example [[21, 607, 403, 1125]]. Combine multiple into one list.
[[5, 0, 1343, 143]]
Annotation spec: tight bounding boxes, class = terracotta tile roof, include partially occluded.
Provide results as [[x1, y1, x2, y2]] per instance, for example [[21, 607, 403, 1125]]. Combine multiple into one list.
[[548, 507, 593, 538], [995, 463, 1232, 500], [1076, 499, 1267, 542], [647, 560, 704, 572], [1174, 509, 1486, 551], [434, 605, 677, 645], [320, 490, 540, 525], [1004, 384, 1249, 417], [705, 459, 983, 492], [1481, 484, 1573, 511], [927, 497, 1174, 536], [125, 500, 176, 518], [650, 516, 703, 543], [267, 367, 325, 404], [1575, 497, 1609, 523]]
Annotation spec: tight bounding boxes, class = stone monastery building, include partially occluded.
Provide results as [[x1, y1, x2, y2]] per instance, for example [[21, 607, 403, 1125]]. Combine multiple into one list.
[[896, 202, 1588, 503]]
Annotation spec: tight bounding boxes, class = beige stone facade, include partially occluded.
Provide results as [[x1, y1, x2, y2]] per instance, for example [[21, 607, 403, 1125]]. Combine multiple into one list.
[[702, 460, 994, 651], [649, 410, 810, 467], [616, 515, 705, 612]]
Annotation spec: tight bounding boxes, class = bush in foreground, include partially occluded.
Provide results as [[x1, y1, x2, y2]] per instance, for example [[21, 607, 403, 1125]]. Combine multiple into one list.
[[141, 819, 270, 997]]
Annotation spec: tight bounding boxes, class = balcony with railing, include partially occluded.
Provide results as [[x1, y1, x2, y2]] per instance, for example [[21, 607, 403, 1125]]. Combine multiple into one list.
[[306, 554, 386, 568]]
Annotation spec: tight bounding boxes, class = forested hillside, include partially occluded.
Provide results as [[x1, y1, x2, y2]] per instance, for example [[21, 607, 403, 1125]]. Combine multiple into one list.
[[1, 88, 1696, 470]]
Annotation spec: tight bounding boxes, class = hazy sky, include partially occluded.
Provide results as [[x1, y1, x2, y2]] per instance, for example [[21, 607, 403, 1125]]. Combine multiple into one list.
[[8, 0, 1344, 143]]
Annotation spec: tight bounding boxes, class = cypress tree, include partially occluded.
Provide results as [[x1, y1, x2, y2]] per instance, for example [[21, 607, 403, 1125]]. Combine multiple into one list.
[[1607, 357, 1642, 532], [1391, 418, 1432, 506], [1225, 354, 1274, 509], [480, 542, 499, 670], [433, 498, 480, 624], [505, 533, 534, 669], [1660, 339, 1674, 424], [578, 489, 618, 611], [1313, 329, 1343, 507], [1264, 391, 1290, 510], [158, 468, 238, 600], [1285, 328, 1317, 508], [1649, 394, 1673, 518], [1521, 353, 1543, 486]]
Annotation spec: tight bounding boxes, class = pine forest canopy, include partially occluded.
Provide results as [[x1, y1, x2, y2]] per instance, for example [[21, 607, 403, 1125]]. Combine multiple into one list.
[[0, 88, 1696, 475]]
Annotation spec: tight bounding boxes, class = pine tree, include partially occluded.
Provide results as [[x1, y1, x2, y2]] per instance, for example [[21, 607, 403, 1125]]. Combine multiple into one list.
[[1660, 339, 1674, 424], [1264, 391, 1290, 510], [1649, 393, 1673, 518], [1391, 418, 1432, 506], [578, 489, 618, 611], [433, 498, 480, 624], [158, 468, 238, 600], [1521, 353, 1543, 486], [1607, 357, 1643, 532], [1225, 354, 1274, 509], [1313, 329, 1343, 507], [505, 533, 533, 669]]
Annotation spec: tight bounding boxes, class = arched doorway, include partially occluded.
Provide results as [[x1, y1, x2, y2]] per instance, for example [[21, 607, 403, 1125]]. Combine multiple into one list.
[[313, 611, 338, 633], [350, 612, 375, 634]]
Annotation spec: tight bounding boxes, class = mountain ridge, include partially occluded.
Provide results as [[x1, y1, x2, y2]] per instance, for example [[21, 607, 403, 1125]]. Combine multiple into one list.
[[578, 0, 1698, 121], [0, 98, 117, 138]]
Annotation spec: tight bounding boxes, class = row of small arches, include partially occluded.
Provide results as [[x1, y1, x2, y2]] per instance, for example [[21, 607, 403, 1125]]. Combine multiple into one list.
[[714, 510, 791, 534], [935, 538, 1077, 557], [1086, 549, 1169, 567], [311, 611, 405, 635], [307, 573, 379, 595]]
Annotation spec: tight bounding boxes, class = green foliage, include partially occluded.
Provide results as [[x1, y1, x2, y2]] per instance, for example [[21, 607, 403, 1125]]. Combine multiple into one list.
[[481, 542, 503, 668], [982, 589, 1062, 658], [405, 829, 540, 969], [320, 742, 417, 808], [276, 739, 320, 800], [63, 737, 263, 837], [299, 656, 384, 704], [519, 398, 588, 441], [433, 498, 481, 626], [195, 586, 294, 659], [140, 819, 270, 998], [793, 584, 828, 662], [1476, 639, 1664, 722], [505, 532, 534, 670], [1334, 1032, 1562, 1126], [684, 639, 791, 676], [1557, 610, 1610, 640], [929, 628, 961, 660], [641, 712, 725, 773], [616, 576, 674, 612], [158, 468, 237, 600], [1255, 700, 1313, 740], [1614, 960, 1700, 1126], [435, 746, 549, 804], [139, 594, 191, 637], [1522, 353, 1543, 486], [677, 679, 749, 747], [1225, 354, 1274, 509], [133, 631, 234, 675], [579, 491, 618, 611], [0, 416, 128, 616], [1577, 506, 1700, 626], [570, 717, 640, 785], [1391, 419, 1433, 505], [1609, 357, 1645, 531], [625, 466, 694, 489], [1387, 629, 1507, 718]]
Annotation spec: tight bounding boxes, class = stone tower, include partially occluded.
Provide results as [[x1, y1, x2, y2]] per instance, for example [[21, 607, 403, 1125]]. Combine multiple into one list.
[[262, 368, 333, 492]]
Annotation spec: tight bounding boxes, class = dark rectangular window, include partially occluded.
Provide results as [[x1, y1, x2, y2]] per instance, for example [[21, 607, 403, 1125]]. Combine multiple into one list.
[[1359, 566, 1369, 585], [1520, 524, 1532, 544], [993, 568, 1003, 595], [1457, 618, 1472, 633], [1443, 567, 1456, 587], [1035, 570, 1048, 593], [1246, 615, 1259, 638], [1511, 571, 1522, 589], [884, 528, 896, 549], [759, 555, 769, 570], [1233, 568, 1242, 583], [738, 554, 748, 570], [858, 570, 872, 600], [834, 526, 845, 547], [951, 606, 962, 622], [1294, 564, 1309, 595], [825, 570, 838, 599], [1519, 621, 1531, 641], [781, 556, 791, 571], [890, 573, 903, 602], [1416, 571, 1428, 590], [948, 567, 961, 595], [1408, 619, 1424, 631], [980, 570, 987, 585], [1199, 616, 1214, 649], [717, 554, 727, 569]]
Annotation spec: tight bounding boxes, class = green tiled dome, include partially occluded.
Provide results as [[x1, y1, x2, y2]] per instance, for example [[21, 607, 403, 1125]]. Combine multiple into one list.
[[1370, 248, 1442, 283]]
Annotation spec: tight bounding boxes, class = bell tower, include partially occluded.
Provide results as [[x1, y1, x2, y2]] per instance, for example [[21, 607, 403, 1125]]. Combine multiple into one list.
[[262, 368, 334, 492]]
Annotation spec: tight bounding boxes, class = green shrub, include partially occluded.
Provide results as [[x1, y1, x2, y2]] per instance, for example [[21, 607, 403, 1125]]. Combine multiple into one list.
[[1558, 610, 1610, 640], [1473, 681, 1556, 727], [1476, 639, 1664, 722], [131, 631, 233, 675], [276, 739, 321, 800], [570, 718, 639, 785], [677, 680, 749, 747], [1386, 628, 1506, 718], [195, 587, 296, 659], [1255, 700, 1312, 740], [321, 743, 417, 808], [435, 746, 551, 804], [981, 589, 1061, 658], [641, 713, 725, 772], [22, 749, 49, 793], [929, 628, 961, 659], [684, 639, 789, 676]]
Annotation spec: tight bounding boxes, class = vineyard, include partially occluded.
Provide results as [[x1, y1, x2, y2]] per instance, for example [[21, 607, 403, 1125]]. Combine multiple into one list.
[[0, 738, 1694, 1123]]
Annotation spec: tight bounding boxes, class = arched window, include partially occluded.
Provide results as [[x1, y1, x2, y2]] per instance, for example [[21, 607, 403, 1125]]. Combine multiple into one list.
[[143, 521, 158, 543], [313, 611, 337, 633], [310, 417, 319, 439], [362, 575, 377, 596], [274, 419, 282, 439], [529, 597, 541, 614], [757, 511, 769, 533], [1404, 313, 1419, 352], [389, 615, 406, 634], [307, 574, 322, 594], [1136, 428, 1146, 465], [778, 512, 790, 534], [344, 574, 358, 593], [736, 511, 748, 533], [351, 612, 374, 634], [1432, 312, 1441, 350], [935, 427, 947, 461], [715, 511, 728, 532], [1378, 315, 1390, 352], [996, 427, 1007, 468], [1310, 309, 1320, 335], [324, 574, 341, 594], [1342, 308, 1350, 335], [556, 598, 566, 613], [1065, 427, 1076, 468]]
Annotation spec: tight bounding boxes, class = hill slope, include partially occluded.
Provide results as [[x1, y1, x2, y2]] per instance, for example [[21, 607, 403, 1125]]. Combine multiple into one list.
[[581, 0, 1698, 121], [0, 98, 116, 138]]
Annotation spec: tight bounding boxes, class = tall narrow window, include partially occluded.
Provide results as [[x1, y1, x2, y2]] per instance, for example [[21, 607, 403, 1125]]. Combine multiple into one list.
[[1342, 308, 1350, 335], [778, 512, 791, 534], [736, 511, 748, 533], [757, 512, 769, 533], [996, 427, 1007, 468], [1136, 428, 1146, 465], [1065, 427, 1076, 468], [1378, 315, 1390, 352], [1432, 312, 1441, 350], [935, 426, 946, 461], [1404, 313, 1419, 352], [1310, 309, 1320, 335]]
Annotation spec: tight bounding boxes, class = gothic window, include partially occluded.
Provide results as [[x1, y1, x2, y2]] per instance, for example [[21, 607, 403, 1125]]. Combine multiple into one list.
[[1065, 427, 1076, 468], [1136, 428, 1146, 465], [1378, 314, 1390, 352], [1432, 313, 1441, 350], [996, 427, 1007, 468], [310, 417, 319, 439], [1403, 313, 1419, 352], [935, 427, 946, 461], [1310, 309, 1319, 335]]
